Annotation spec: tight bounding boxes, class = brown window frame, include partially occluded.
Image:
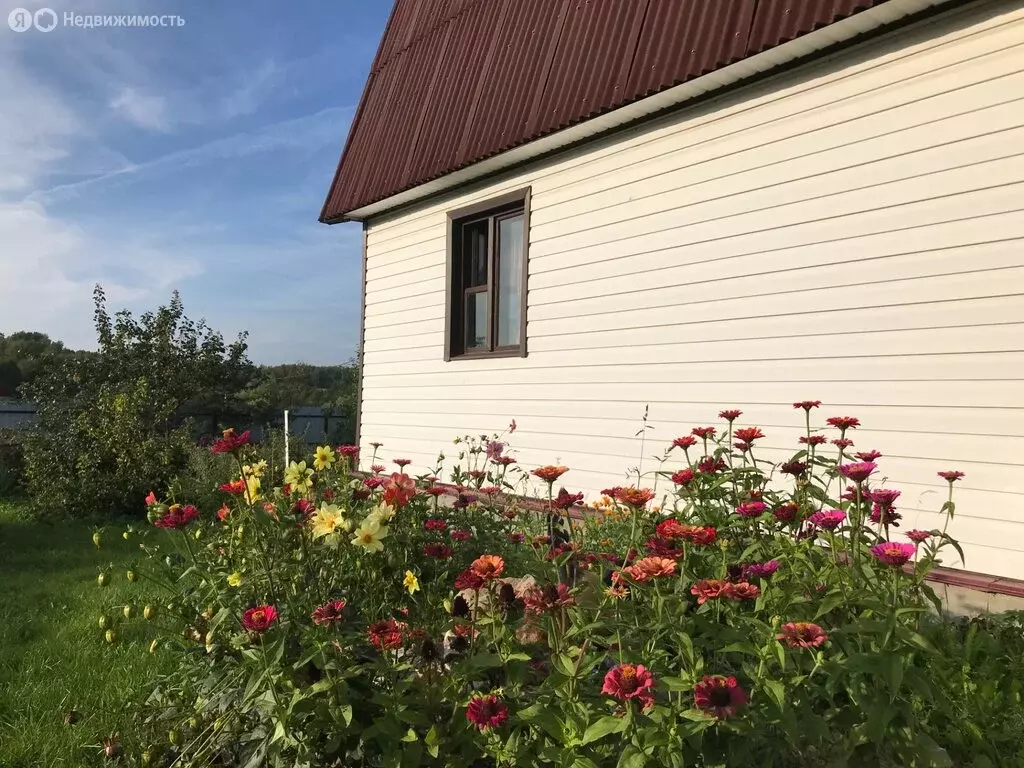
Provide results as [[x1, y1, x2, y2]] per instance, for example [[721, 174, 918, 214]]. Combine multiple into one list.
[[444, 187, 530, 361]]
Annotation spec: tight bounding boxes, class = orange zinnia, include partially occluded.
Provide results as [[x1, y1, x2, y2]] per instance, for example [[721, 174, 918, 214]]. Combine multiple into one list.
[[614, 487, 655, 508], [470, 554, 505, 581], [531, 465, 569, 483]]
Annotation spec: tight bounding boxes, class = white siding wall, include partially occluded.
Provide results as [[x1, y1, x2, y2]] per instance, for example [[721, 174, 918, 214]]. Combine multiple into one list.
[[359, 0, 1024, 579]]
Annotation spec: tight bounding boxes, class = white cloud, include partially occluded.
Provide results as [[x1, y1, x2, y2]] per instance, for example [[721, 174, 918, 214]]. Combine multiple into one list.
[[110, 86, 170, 131]]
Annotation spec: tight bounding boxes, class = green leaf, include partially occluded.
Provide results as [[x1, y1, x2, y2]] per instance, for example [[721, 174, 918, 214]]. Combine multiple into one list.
[[466, 653, 504, 669], [572, 758, 601, 768], [763, 680, 785, 711], [880, 654, 904, 699], [719, 642, 758, 657], [814, 591, 846, 620], [659, 676, 691, 692], [401, 728, 418, 743], [552, 653, 576, 677], [617, 745, 647, 768], [580, 715, 628, 746], [942, 533, 966, 566]]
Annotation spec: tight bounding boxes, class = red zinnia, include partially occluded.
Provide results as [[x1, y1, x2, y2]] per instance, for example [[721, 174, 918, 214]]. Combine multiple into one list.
[[218, 480, 246, 495], [870, 542, 916, 567], [601, 664, 656, 709], [773, 503, 799, 522], [799, 434, 827, 446], [691, 426, 717, 439], [210, 428, 251, 455], [777, 622, 828, 649], [723, 582, 760, 601], [670, 468, 695, 486], [479, 486, 501, 496], [678, 524, 717, 546], [421, 485, 445, 497], [906, 529, 932, 544], [471, 554, 505, 581], [311, 600, 346, 626], [808, 509, 846, 530], [827, 416, 860, 432], [531, 465, 569, 483], [733, 427, 764, 446], [363, 476, 384, 490], [367, 618, 406, 650], [719, 410, 743, 422], [691, 579, 729, 605], [868, 489, 901, 507], [694, 676, 747, 719], [451, 529, 472, 542], [614, 487, 655, 509], [938, 470, 965, 482], [393, 458, 411, 468], [855, 450, 882, 462], [370, 463, 386, 473], [496, 456, 518, 466], [645, 537, 684, 559], [242, 604, 278, 634], [793, 400, 822, 412], [523, 583, 574, 615], [779, 460, 807, 477], [423, 543, 453, 560], [153, 504, 199, 529], [424, 518, 448, 532], [216, 504, 230, 522], [697, 456, 727, 474], [553, 488, 584, 510], [838, 461, 877, 483], [656, 519, 686, 539], [735, 501, 768, 518], [454, 568, 486, 591], [832, 438, 854, 450], [337, 445, 360, 460], [465, 695, 509, 730], [672, 436, 698, 450]]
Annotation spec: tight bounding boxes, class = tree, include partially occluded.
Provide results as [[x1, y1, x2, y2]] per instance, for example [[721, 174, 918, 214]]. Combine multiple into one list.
[[21, 286, 256, 520]]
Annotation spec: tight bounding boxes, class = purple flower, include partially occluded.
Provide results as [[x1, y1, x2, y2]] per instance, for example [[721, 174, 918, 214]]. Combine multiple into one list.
[[743, 560, 781, 580], [808, 509, 846, 531], [486, 441, 505, 461]]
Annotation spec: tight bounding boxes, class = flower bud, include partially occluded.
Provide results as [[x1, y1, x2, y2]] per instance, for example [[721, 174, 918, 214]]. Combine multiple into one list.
[[123, 605, 134, 619], [168, 729, 180, 746], [126, 570, 137, 582], [143, 604, 156, 620], [98, 614, 111, 630], [104, 629, 118, 645], [97, 573, 108, 588], [92, 531, 103, 549]]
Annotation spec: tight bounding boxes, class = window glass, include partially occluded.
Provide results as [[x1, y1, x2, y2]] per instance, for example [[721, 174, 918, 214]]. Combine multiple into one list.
[[465, 292, 488, 350], [497, 214, 523, 347], [462, 221, 488, 288]]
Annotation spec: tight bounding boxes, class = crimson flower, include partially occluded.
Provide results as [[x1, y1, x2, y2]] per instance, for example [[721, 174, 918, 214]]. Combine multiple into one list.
[[370, 464, 386, 473], [735, 501, 768, 518], [743, 560, 780, 580], [719, 409, 743, 422], [799, 434, 827, 446], [868, 489, 901, 507], [422, 543, 453, 560], [779, 461, 807, 477], [870, 505, 902, 527], [479, 486, 501, 496], [614, 487, 655, 509], [678, 524, 717, 546], [393, 458, 411, 468], [454, 568, 485, 591], [153, 504, 199, 529], [421, 486, 445, 497], [808, 509, 846, 530], [723, 582, 760, 601], [363, 476, 384, 490], [691, 579, 729, 605], [531, 465, 569, 483], [495, 456, 518, 466], [691, 426, 717, 439], [773, 503, 799, 522], [242, 604, 277, 634], [777, 622, 828, 648], [870, 542, 916, 567], [838, 461, 877, 483], [832, 438, 854, 450], [694, 676, 747, 719], [656, 519, 686, 539], [465, 695, 509, 731], [938, 470, 965, 483], [855, 450, 882, 462], [523, 583, 574, 615], [311, 600, 347, 626], [793, 400, 821, 412], [367, 618, 406, 650], [337, 445, 360, 460], [451, 529, 472, 542], [471, 554, 505, 581], [733, 427, 764, 446], [553, 488, 584, 510], [670, 468, 695, 486], [906, 529, 932, 544], [602, 664, 656, 709], [672, 436, 697, 450], [218, 480, 246, 495], [424, 518, 448, 532], [827, 416, 860, 432], [210, 428, 251, 455], [645, 537, 684, 559]]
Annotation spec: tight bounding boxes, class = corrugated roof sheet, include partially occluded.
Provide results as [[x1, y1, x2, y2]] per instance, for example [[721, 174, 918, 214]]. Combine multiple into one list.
[[321, 0, 897, 221]]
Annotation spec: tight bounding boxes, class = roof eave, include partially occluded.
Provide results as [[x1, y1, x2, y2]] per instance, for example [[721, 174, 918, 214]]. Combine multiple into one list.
[[326, 0, 959, 224]]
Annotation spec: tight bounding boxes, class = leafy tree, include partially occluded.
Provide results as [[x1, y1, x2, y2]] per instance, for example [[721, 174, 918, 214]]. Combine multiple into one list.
[[21, 286, 256, 520]]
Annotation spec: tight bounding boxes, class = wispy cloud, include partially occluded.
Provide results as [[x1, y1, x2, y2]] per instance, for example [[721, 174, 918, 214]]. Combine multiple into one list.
[[110, 87, 170, 131]]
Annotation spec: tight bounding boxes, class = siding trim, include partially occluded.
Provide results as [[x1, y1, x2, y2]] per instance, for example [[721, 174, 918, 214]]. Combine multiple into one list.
[[355, 222, 368, 453]]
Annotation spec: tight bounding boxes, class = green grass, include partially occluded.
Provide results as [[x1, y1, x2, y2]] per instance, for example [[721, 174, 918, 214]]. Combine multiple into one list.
[[0, 501, 170, 767]]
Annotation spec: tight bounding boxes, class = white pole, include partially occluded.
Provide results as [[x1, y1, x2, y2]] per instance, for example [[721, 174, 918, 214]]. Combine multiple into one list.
[[284, 409, 290, 467]]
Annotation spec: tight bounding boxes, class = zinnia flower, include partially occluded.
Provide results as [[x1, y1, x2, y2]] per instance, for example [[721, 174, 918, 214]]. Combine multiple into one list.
[[313, 445, 336, 471], [656, 519, 686, 539], [532, 465, 569, 483], [723, 582, 760, 601], [451, 529, 472, 542], [670, 469, 695, 486], [719, 410, 743, 422], [153, 504, 199, 529], [471, 554, 505, 581], [855, 450, 882, 462], [423, 543, 453, 559], [284, 461, 314, 494], [938, 470, 965, 482], [826, 416, 860, 432], [614, 487, 655, 508], [733, 426, 764, 447], [454, 568, 485, 591], [697, 456, 727, 474], [773, 503, 799, 522], [793, 400, 821, 411], [777, 622, 828, 649], [808, 509, 846, 530], [337, 444, 360, 460], [735, 501, 768, 518], [393, 458, 411, 468], [870, 541, 916, 567], [424, 518, 448, 532], [601, 664, 656, 709], [838, 461, 876, 483], [465, 695, 509, 730], [691, 579, 729, 605], [626, 556, 677, 582], [644, 537, 683, 559], [672, 436, 697, 450], [312, 600, 346, 626], [370, 463, 386, 473], [242, 604, 277, 634], [367, 618, 406, 650], [523, 583, 574, 615], [831, 438, 854, 450], [779, 461, 807, 477], [219, 479, 246, 495], [678, 524, 717, 546], [691, 426, 716, 439], [743, 560, 780, 580], [694, 676, 747, 719], [210, 428, 251, 455], [217, 504, 230, 522], [351, 518, 389, 553], [906, 529, 932, 544], [403, 570, 420, 596], [552, 488, 584, 510], [868, 489, 901, 507], [799, 434, 827, 446]]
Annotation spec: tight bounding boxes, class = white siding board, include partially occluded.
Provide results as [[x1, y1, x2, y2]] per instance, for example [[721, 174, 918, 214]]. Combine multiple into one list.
[[357, 1, 1024, 579]]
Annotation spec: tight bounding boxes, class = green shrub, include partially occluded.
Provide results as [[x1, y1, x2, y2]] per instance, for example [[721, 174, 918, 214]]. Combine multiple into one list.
[[0, 428, 25, 498]]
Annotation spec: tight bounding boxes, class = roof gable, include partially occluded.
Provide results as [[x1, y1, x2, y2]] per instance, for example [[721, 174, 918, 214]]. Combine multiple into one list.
[[321, 0, 893, 222]]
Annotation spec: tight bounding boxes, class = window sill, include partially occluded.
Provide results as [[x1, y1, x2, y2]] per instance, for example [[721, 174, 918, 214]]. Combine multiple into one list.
[[447, 348, 526, 362]]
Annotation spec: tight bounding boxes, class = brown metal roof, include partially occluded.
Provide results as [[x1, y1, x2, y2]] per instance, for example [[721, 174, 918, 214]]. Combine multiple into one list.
[[320, 0, 898, 222]]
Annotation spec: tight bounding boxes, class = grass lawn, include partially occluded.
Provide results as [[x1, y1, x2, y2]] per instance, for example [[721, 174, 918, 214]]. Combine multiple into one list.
[[0, 501, 170, 767]]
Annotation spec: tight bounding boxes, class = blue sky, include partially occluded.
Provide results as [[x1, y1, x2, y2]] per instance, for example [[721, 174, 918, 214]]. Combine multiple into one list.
[[0, 0, 391, 363]]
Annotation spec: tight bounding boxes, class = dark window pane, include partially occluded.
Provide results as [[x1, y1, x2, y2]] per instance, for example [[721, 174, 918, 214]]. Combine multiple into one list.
[[465, 292, 488, 350], [462, 220, 488, 288], [497, 214, 524, 347]]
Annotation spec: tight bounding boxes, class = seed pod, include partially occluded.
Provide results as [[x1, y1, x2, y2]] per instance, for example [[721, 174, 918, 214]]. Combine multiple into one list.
[[122, 531, 131, 541], [92, 531, 103, 549], [97, 573, 108, 588], [143, 605, 156, 621], [188, 716, 199, 730], [123, 605, 134, 619], [126, 570, 137, 582], [140, 749, 154, 767], [149, 639, 160, 654], [99, 614, 111, 630], [104, 629, 117, 645], [168, 729, 180, 746]]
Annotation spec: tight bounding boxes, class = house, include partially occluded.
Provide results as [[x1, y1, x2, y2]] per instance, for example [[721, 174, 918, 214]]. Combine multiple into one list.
[[320, 0, 1024, 589]]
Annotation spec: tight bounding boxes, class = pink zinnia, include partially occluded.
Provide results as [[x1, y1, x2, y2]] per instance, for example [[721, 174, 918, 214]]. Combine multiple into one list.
[[938, 470, 965, 482], [465, 695, 509, 730], [855, 450, 882, 462], [826, 416, 860, 432], [832, 438, 854, 450], [655, 519, 686, 539], [694, 676, 747, 719], [691, 579, 728, 605], [735, 501, 768, 518], [393, 458, 411, 468], [870, 541, 916, 567], [451, 529, 472, 542], [311, 600, 346, 626], [153, 504, 199, 529], [808, 509, 846, 531], [868, 489, 901, 507], [723, 582, 760, 601], [337, 445, 360, 459], [370, 464, 386, 473], [793, 400, 822, 412], [773, 503, 799, 522], [743, 560, 780, 580], [777, 622, 828, 649], [601, 664, 656, 709], [697, 456, 727, 474], [523, 583, 574, 615], [838, 461, 877, 483], [906, 529, 932, 544], [242, 604, 278, 634]]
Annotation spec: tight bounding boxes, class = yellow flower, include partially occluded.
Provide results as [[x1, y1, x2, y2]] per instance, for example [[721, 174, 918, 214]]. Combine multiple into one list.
[[313, 446, 336, 472], [284, 461, 314, 494], [311, 503, 350, 539], [244, 474, 262, 503], [351, 518, 389, 553], [369, 502, 396, 524], [403, 570, 420, 596], [227, 572, 243, 587], [243, 460, 268, 478]]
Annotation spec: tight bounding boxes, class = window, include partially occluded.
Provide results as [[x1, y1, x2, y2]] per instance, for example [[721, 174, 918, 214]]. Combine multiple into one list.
[[445, 188, 530, 360]]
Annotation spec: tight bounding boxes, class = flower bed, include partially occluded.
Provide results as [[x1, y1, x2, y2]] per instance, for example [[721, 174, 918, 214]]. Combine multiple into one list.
[[106, 407, 971, 766]]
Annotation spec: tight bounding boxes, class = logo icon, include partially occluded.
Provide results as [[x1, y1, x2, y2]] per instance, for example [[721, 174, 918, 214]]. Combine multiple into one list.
[[34, 8, 57, 31], [8, 7, 32, 31]]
